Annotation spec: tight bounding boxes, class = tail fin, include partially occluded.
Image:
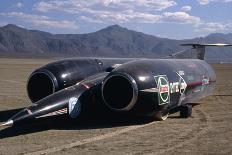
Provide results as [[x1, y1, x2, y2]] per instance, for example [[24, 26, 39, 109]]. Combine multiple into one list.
[[169, 43, 232, 60]]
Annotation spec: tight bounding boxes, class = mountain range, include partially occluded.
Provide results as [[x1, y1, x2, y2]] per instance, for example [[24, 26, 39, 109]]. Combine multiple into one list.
[[0, 24, 232, 62]]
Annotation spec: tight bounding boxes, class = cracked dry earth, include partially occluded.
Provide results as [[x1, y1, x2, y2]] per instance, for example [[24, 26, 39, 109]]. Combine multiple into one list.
[[0, 59, 231, 155]]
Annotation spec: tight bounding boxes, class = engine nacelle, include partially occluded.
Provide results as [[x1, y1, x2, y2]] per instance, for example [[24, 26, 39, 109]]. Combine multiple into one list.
[[27, 58, 104, 102], [27, 58, 136, 102], [102, 59, 216, 116]]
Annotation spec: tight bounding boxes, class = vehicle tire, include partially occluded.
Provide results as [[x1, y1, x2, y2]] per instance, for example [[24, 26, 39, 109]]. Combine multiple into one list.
[[180, 104, 192, 118]]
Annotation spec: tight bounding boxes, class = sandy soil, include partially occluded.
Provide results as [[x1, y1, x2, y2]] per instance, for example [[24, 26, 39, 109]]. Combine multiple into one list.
[[0, 59, 231, 155]]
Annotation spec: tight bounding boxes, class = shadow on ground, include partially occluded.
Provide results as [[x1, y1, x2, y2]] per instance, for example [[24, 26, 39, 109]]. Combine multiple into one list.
[[0, 103, 201, 139], [0, 108, 154, 139]]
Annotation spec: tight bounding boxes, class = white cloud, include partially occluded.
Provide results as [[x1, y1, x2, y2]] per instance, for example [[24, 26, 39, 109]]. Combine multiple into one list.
[[198, 0, 209, 5], [36, 0, 167, 23], [34, 0, 201, 25], [78, 10, 201, 25], [133, 0, 177, 11], [198, 0, 232, 5], [35, 1, 81, 13], [79, 16, 103, 23], [180, 6, 192, 12], [0, 12, 78, 29], [79, 9, 161, 23], [35, 0, 176, 13], [101, 10, 161, 23], [163, 12, 200, 24], [16, 2, 24, 8], [195, 22, 232, 32]]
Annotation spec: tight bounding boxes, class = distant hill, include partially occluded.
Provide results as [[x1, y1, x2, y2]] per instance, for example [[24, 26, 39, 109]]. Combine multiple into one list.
[[0, 24, 232, 62]]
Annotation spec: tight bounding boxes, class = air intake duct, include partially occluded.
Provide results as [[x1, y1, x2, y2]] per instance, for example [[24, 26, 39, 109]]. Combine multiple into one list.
[[27, 69, 58, 103], [102, 72, 138, 112]]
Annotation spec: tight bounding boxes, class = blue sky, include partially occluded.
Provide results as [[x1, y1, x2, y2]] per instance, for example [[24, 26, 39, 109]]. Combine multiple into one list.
[[0, 0, 231, 39]]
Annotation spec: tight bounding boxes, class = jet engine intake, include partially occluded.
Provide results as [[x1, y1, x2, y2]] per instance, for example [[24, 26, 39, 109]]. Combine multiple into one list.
[[27, 70, 58, 102], [102, 73, 138, 112]]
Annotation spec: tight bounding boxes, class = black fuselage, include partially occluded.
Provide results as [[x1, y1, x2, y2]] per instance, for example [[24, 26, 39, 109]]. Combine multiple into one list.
[[2, 58, 216, 126]]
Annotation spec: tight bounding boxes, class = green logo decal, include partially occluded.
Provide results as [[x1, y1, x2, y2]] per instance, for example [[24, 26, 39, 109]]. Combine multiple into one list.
[[154, 75, 170, 105]]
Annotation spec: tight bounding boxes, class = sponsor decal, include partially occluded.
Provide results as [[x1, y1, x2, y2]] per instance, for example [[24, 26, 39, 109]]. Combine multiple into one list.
[[68, 97, 81, 118], [170, 82, 179, 94], [154, 75, 170, 105], [176, 73, 187, 105], [36, 108, 67, 118], [169, 74, 187, 94], [178, 71, 185, 76], [176, 72, 187, 95], [142, 73, 187, 105], [202, 76, 210, 85], [179, 76, 187, 94]]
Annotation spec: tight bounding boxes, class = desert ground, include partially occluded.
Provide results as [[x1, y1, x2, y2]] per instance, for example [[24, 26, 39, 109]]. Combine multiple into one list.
[[0, 58, 231, 155]]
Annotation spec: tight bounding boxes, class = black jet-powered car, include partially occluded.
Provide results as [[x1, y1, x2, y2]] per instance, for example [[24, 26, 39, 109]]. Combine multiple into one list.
[[1, 43, 231, 127]]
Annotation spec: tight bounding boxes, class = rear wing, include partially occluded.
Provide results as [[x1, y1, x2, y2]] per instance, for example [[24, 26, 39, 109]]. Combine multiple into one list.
[[169, 43, 232, 60]]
